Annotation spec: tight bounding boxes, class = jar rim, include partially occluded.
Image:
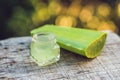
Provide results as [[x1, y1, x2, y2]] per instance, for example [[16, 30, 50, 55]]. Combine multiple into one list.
[[32, 32, 56, 42]]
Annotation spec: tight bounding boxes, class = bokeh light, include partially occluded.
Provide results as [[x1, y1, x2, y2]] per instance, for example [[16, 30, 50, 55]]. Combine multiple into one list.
[[0, 0, 120, 39]]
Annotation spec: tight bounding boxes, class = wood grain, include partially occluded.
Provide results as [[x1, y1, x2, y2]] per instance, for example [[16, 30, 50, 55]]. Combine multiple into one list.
[[0, 32, 120, 80]]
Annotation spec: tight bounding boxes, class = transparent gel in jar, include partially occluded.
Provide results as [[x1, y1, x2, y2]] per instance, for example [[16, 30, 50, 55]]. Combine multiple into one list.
[[30, 32, 60, 66]]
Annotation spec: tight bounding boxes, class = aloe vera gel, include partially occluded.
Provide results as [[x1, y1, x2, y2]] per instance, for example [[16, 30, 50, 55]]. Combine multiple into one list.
[[30, 32, 60, 66]]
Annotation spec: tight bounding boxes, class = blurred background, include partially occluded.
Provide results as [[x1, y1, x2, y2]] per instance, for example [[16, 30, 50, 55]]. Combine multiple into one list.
[[0, 0, 120, 40]]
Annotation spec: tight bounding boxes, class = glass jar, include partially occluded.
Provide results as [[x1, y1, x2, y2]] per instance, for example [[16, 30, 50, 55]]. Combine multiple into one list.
[[30, 32, 60, 66]]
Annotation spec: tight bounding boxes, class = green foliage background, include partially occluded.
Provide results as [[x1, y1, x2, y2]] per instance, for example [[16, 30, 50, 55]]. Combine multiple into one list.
[[0, 0, 33, 39], [0, 0, 119, 39]]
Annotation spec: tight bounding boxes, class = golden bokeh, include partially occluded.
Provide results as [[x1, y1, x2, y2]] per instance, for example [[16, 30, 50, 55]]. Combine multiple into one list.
[[30, 0, 119, 33], [55, 15, 76, 27], [97, 3, 111, 18], [97, 21, 118, 33]]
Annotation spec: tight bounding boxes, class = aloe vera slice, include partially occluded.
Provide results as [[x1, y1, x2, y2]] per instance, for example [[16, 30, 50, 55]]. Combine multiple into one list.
[[31, 25, 107, 58]]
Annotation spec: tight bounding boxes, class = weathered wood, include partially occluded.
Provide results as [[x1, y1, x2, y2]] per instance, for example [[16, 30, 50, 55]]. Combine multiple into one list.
[[0, 32, 120, 80]]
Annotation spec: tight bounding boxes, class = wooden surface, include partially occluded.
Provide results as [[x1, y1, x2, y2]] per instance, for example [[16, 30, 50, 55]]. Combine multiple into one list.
[[0, 32, 120, 80]]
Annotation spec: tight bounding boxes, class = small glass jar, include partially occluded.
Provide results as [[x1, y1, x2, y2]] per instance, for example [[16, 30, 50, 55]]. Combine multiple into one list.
[[30, 32, 60, 66]]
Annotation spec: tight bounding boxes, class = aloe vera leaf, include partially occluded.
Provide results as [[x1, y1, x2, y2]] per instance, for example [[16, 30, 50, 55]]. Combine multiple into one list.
[[31, 25, 107, 58]]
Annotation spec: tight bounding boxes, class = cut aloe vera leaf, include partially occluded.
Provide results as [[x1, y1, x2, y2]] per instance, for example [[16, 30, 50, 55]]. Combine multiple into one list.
[[31, 25, 107, 58]]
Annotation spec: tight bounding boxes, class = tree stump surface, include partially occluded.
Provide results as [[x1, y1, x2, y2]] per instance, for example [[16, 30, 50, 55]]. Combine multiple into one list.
[[0, 32, 120, 80]]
